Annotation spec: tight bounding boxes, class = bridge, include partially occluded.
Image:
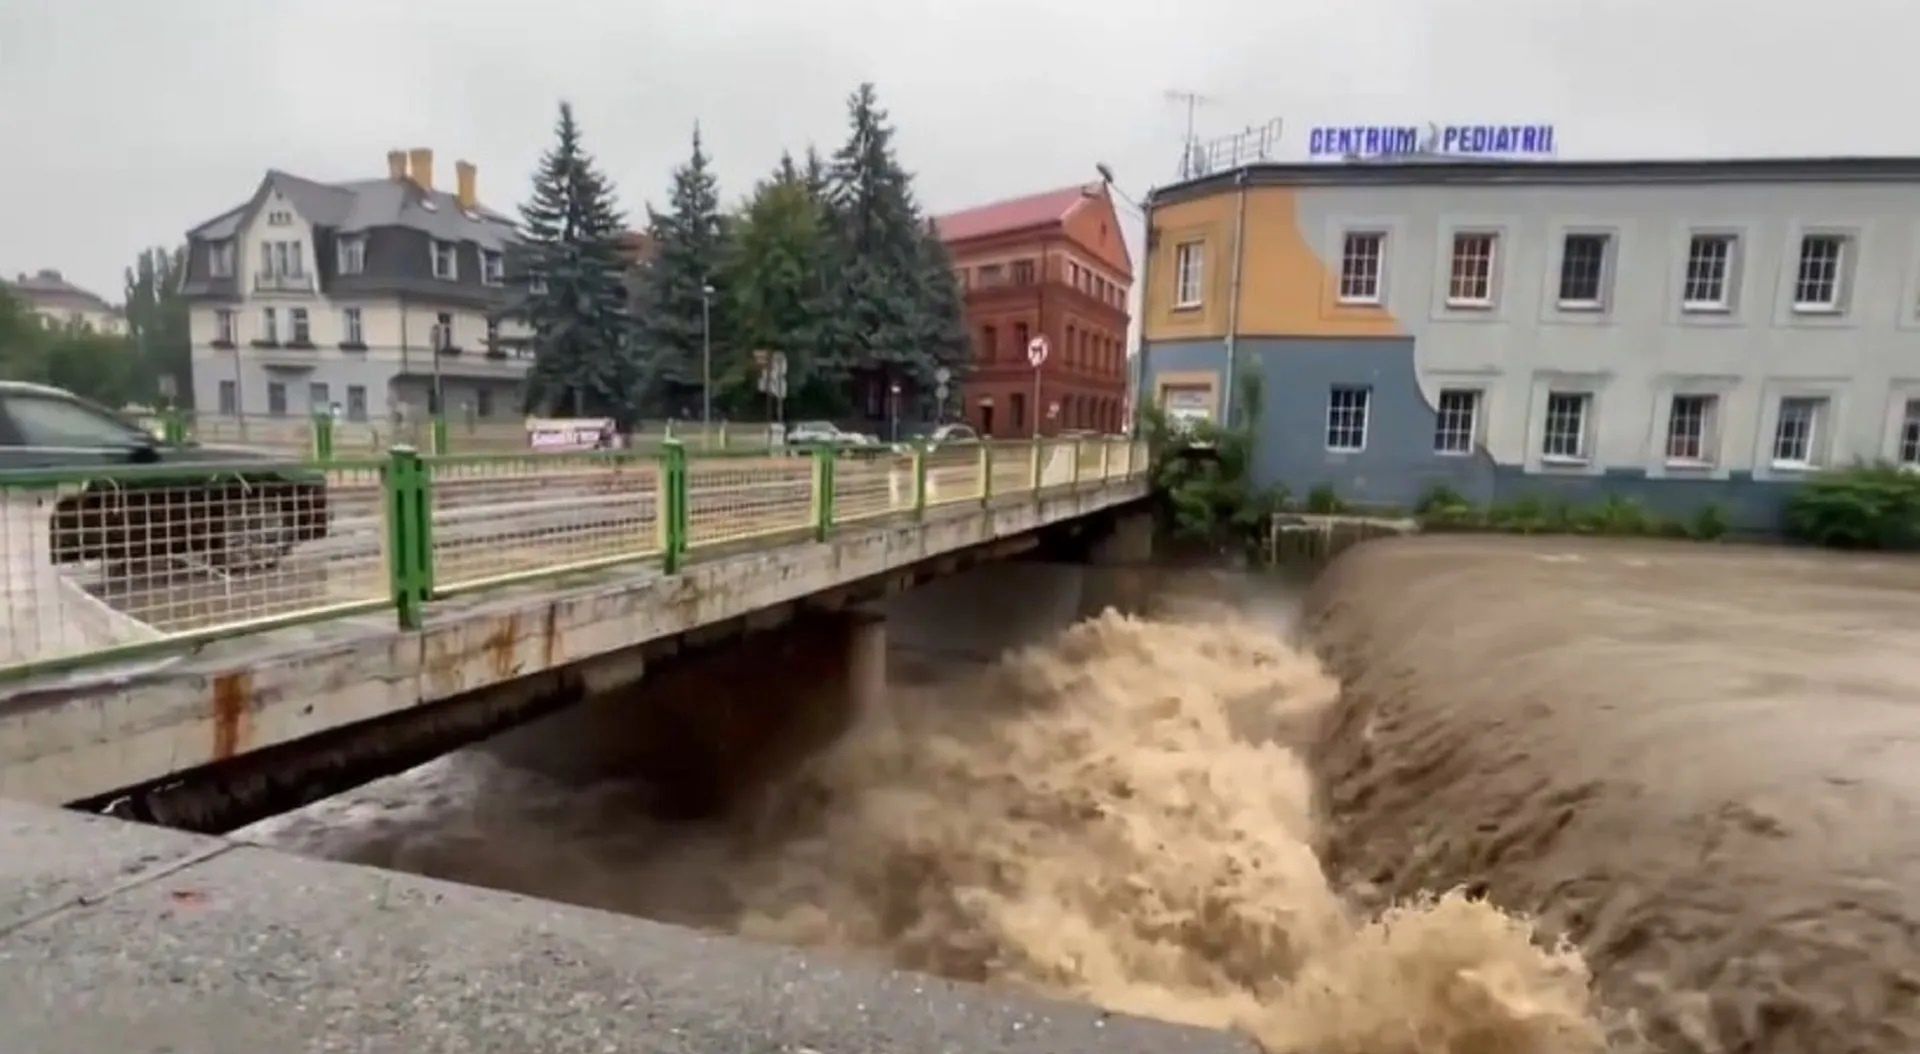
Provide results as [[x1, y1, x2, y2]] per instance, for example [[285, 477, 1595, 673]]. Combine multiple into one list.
[[0, 435, 1151, 822]]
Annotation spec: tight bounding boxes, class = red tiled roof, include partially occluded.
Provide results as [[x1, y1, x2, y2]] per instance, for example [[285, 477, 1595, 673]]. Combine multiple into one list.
[[934, 183, 1101, 243]]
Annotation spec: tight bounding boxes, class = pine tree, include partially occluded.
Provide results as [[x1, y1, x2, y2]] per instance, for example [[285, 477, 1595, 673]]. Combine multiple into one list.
[[519, 102, 634, 421], [634, 127, 729, 418], [911, 219, 969, 420]]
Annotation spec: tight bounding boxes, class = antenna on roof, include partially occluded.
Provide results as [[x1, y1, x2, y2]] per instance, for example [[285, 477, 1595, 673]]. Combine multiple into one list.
[[1165, 89, 1214, 179]]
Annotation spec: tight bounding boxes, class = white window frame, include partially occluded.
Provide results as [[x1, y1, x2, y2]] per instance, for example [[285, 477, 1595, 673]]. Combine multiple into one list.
[[1900, 399, 1920, 467], [1665, 394, 1718, 466], [309, 382, 330, 412], [1771, 396, 1825, 468], [342, 307, 363, 346], [1325, 386, 1370, 453], [1682, 234, 1735, 312], [218, 380, 238, 416], [1433, 388, 1480, 455], [1541, 391, 1591, 463], [1337, 231, 1386, 305], [261, 307, 277, 344], [1792, 234, 1847, 313], [346, 385, 368, 422], [1556, 233, 1610, 310], [1447, 232, 1498, 308], [214, 309, 235, 344], [289, 307, 310, 344], [482, 250, 504, 286], [432, 240, 459, 281], [338, 236, 366, 275], [208, 241, 235, 279], [267, 381, 288, 417], [1173, 241, 1204, 308], [267, 209, 292, 227]]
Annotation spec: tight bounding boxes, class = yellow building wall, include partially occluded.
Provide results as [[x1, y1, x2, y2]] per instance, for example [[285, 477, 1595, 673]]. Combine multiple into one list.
[[1143, 185, 1401, 341]]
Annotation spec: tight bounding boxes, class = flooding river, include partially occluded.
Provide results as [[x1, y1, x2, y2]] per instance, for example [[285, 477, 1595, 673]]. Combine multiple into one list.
[[236, 542, 1920, 1053]]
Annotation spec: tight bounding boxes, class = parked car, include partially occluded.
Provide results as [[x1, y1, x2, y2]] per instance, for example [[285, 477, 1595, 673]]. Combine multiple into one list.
[[923, 423, 979, 446], [0, 382, 328, 570], [787, 420, 876, 447]]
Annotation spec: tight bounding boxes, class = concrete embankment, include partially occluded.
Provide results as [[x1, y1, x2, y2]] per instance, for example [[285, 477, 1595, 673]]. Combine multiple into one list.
[[1302, 535, 1920, 1053], [0, 799, 1252, 1054]]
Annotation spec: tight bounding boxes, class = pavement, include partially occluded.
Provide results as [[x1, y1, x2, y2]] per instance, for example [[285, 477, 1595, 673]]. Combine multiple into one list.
[[0, 800, 1254, 1054]]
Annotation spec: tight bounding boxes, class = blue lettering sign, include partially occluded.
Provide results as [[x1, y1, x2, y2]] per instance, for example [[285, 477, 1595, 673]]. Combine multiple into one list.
[[1306, 122, 1557, 160]]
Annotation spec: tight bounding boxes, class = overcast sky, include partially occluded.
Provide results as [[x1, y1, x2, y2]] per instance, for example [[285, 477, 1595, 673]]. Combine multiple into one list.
[[4, 0, 1917, 300]]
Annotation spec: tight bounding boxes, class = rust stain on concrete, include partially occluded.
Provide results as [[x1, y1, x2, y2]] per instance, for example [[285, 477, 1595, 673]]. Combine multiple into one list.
[[210, 671, 253, 760], [542, 604, 562, 668], [483, 614, 520, 680]]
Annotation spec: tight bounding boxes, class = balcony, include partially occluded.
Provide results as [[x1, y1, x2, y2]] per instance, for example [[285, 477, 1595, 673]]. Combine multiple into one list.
[[253, 272, 315, 293]]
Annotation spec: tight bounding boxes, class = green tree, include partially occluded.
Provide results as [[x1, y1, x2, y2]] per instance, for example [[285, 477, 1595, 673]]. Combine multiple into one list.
[[634, 127, 730, 417], [911, 218, 969, 420], [519, 101, 634, 421], [0, 288, 51, 382], [44, 331, 139, 407], [723, 165, 829, 418], [124, 245, 190, 406]]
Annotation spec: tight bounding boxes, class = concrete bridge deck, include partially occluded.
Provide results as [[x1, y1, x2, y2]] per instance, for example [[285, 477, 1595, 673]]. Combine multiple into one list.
[[0, 798, 1250, 1054]]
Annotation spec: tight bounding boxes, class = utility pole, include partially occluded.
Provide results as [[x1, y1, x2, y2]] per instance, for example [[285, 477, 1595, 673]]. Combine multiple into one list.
[[700, 283, 714, 432]]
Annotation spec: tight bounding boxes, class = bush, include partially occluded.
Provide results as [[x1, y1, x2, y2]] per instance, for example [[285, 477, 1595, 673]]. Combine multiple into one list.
[[1580, 494, 1651, 536], [1414, 483, 1469, 516], [1688, 502, 1730, 542], [1785, 464, 1920, 550], [1305, 483, 1347, 515]]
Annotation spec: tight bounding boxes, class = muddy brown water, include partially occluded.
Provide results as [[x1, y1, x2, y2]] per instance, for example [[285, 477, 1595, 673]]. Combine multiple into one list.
[[238, 542, 1920, 1052]]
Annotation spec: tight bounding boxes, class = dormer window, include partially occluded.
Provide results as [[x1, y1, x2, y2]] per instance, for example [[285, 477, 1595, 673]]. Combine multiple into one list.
[[482, 250, 504, 286], [208, 240, 234, 278], [338, 236, 366, 275], [431, 240, 458, 280]]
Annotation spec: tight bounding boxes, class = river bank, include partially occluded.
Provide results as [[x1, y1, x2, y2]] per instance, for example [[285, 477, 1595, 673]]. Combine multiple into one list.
[[1304, 535, 1920, 1053]]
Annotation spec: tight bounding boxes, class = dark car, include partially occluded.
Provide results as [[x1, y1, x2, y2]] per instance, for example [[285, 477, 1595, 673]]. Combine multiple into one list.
[[0, 382, 328, 570]]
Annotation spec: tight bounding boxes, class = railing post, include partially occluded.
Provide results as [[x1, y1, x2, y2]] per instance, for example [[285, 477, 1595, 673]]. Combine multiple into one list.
[[914, 442, 928, 519], [980, 443, 993, 505], [162, 408, 188, 446], [1029, 438, 1042, 495], [311, 412, 334, 462], [1071, 438, 1083, 488], [718, 421, 729, 451], [1098, 437, 1111, 481], [431, 414, 450, 456], [661, 440, 688, 573], [812, 445, 836, 541], [384, 446, 434, 629]]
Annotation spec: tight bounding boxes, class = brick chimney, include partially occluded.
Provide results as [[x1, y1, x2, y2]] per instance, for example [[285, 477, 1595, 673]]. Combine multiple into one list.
[[407, 147, 434, 191], [387, 150, 407, 180], [455, 160, 477, 212]]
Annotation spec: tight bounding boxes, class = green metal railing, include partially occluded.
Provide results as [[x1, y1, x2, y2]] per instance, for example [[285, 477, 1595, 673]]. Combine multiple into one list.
[[0, 435, 1149, 681]]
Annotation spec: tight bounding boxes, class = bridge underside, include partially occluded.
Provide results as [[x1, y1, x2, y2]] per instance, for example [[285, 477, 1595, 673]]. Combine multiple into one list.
[[0, 483, 1150, 820]]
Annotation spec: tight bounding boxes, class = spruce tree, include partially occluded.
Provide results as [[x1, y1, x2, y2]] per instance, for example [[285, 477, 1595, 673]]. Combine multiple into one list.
[[518, 101, 634, 421], [634, 128, 729, 417], [911, 219, 970, 420]]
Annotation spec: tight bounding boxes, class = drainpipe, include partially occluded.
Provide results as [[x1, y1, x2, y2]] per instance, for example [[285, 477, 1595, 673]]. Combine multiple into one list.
[[1222, 168, 1250, 426]]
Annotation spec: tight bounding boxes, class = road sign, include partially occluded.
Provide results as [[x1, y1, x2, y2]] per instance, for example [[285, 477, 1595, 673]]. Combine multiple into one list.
[[934, 366, 951, 384], [1027, 336, 1049, 367]]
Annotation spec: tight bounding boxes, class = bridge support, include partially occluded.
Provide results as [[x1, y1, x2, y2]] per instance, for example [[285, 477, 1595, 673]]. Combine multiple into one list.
[[1086, 508, 1156, 565]]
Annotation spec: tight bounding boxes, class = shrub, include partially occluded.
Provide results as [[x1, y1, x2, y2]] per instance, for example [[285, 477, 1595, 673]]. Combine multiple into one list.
[[1305, 483, 1347, 515], [1687, 502, 1730, 542], [1785, 464, 1920, 550], [1582, 494, 1651, 536], [1415, 483, 1470, 516]]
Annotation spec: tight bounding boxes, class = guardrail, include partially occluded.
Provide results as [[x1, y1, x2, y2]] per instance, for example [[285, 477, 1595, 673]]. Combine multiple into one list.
[[148, 412, 795, 459], [0, 436, 1149, 681]]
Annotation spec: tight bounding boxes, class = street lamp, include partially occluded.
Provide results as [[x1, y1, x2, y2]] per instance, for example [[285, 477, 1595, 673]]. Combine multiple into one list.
[[1098, 163, 1147, 435], [700, 283, 715, 432]]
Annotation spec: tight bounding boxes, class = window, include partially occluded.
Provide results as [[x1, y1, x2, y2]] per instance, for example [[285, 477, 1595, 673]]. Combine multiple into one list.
[[347, 385, 368, 422], [977, 263, 1005, 287], [268, 209, 292, 226], [1066, 324, 1078, 366], [261, 307, 278, 344], [309, 382, 330, 413], [1772, 397, 1825, 467], [1338, 232, 1385, 304], [1325, 386, 1370, 452], [1433, 389, 1480, 454], [432, 240, 458, 280], [1665, 395, 1717, 464], [1793, 235, 1845, 311], [477, 388, 495, 418], [485, 318, 499, 352], [953, 267, 968, 290], [267, 382, 288, 417], [1011, 391, 1027, 431], [342, 307, 363, 346], [434, 311, 454, 351], [1012, 258, 1035, 285], [979, 324, 997, 362], [1557, 234, 1609, 308], [290, 307, 310, 344], [214, 309, 235, 345], [1542, 392, 1591, 461], [3, 394, 150, 447], [263, 240, 303, 277], [1683, 235, 1734, 310], [1013, 322, 1029, 360], [1448, 233, 1497, 306], [529, 273, 549, 295], [482, 250, 504, 286], [209, 241, 235, 278], [338, 236, 366, 275], [1067, 262, 1080, 289], [1900, 399, 1920, 466], [218, 380, 237, 415], [1173, 241, 1204, 307]]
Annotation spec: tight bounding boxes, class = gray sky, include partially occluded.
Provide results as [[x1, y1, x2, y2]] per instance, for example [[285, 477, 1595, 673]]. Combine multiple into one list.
[[3, 0, 1916, 301]]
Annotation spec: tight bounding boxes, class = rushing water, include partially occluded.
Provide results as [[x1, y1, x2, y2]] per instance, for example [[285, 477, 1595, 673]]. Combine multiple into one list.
[[238, 561, 1604, 1052]]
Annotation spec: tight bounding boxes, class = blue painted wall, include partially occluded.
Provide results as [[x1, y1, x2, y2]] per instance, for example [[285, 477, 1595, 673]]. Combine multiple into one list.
[[1143, 337, 1798, 530]]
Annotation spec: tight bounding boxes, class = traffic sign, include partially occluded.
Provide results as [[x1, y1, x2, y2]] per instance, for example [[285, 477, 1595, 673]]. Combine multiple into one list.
[[1027, 336, 1049, 367], [934, 366, 952, 384]]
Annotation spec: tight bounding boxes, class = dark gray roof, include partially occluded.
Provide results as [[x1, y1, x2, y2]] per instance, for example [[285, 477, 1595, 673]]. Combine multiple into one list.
[[188, 170, 515, 250], [3, 270, 117, 314], [1149, 155, 1920, 205]]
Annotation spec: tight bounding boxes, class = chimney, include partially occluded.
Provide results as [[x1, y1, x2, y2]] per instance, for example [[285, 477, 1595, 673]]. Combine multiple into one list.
[[455, 160, 477, 212], [387, 150, 407, 180], [407, 147, 434, 191]]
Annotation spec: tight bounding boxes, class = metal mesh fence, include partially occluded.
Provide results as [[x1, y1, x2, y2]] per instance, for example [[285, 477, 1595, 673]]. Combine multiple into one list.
[[924, 444, 986, 507], [1131, 439, 1150, 475], [833, 448, 917, 523], [0, 463, 388, 671], [1038, 440, 1077, 489], [190, 415, 314, 455], [428, 454, 664, 592], [1104, 437, 1132, 479], [686, 455, 815, 549], [988, 442, 1037, 497], [1076, 440, 1107, 482], [443, 420, 531, 454]]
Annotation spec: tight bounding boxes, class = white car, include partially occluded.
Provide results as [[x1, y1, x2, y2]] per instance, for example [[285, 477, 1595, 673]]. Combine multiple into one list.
[[925, 423, 979, 445], [787, 421, 874, 447]]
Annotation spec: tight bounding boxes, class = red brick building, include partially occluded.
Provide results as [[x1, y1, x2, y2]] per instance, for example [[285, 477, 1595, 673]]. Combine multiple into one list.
[[935, 183, 1132, 437]]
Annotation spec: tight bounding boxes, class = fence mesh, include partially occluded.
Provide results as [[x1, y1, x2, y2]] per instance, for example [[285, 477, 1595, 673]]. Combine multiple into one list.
[[924, 444, 986, 507], [989, 442, 1037, 497], [428, 454, 663, 591], [1076, 440, 1107, 482], [191, 414, 314, 455], [0, 463, 388, 670], [1038, 440, 1077, 488], [686, 456, 815, 548], [833, 449, 918, 523]]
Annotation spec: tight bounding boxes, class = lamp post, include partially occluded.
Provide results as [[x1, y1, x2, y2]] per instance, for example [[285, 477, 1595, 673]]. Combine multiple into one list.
[[700, 283, 714, 433], [1097, 163, 1147, 435]]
